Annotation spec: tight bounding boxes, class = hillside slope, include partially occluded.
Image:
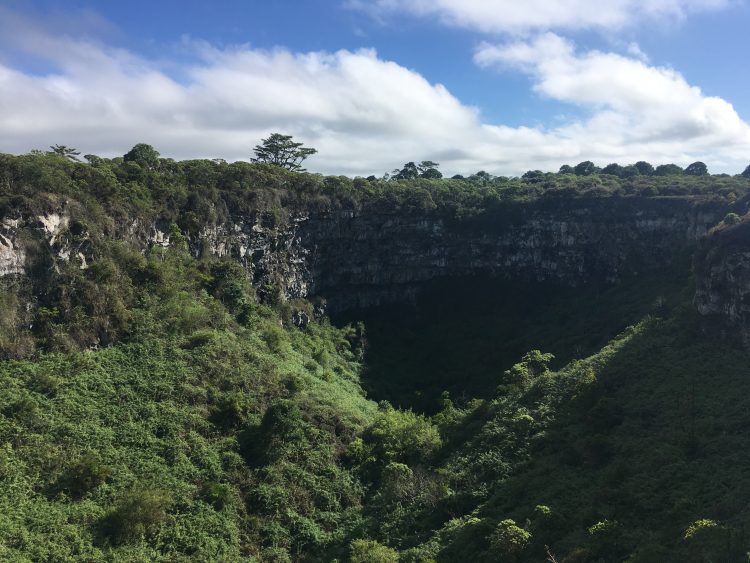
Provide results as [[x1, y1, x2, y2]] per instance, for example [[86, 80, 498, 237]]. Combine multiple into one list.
[[1, 152, 750, 562]]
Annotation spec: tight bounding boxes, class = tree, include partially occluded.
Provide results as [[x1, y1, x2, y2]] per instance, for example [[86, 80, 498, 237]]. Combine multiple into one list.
[[504, 350, 554, 385], [391, 162, 419, 180], [634, 161, 655, 176], [742, 165, 750, 178], [251, 133, 317, 171], [558, 164, 574, 174], [685, 161, 708, 176], [522, 170, 545, 182], [123, 143, 160, 169], [654, 163, 683, 176], [350, 539, 399, 563], [489, 519, 531, 561], [588, 520, 623, 557], [574, 161, 599, 176], [601, 163, 624, 177], [723, 213, 741, 226], [49, 145, 81, 162], [469, 170, 493, 185], [84, 154, 104, 166], [365, 408, 441, 465], [418, 160, 442, 179], [682, 519, 725, 561]]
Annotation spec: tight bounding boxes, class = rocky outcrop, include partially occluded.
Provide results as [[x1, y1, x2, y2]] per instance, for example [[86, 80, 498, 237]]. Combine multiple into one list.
[[694, 219, 750, 349], [0, 218, 25, 276], [296, 198, 724, 310], [0, 196, 732, 312], [181, 196, 727, 310]]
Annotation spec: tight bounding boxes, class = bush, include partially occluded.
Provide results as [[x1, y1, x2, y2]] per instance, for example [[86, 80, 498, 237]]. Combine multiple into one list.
[[365, 408, 441, 465], [100, 487, 173, 545], [199, 481, 234, 511], [723, 212, 741, 226], [57, 454, 112, 499], [682, 519, 725, 561], [350, 539, 400, 562], [488, 519, 531, 561], [209, 392, 249, 429]]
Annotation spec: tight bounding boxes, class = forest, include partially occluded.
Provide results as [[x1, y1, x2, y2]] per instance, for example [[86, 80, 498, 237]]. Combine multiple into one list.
[[1, 147, 750, 562]]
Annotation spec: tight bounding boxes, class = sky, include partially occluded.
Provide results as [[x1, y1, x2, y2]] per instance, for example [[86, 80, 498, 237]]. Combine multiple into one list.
[[0, 0, 749, 176]]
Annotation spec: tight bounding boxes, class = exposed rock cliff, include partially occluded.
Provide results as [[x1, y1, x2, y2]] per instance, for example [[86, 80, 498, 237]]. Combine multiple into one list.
[[1, 196, 727, 313], [294, 198, 725, 310], [694, 219, 750, 348], [0, 217, 25, 277]]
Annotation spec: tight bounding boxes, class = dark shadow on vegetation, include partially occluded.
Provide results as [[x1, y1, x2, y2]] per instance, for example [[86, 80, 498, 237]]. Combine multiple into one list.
[[336, 268, 691, 413], [464, 310, 750, 561]]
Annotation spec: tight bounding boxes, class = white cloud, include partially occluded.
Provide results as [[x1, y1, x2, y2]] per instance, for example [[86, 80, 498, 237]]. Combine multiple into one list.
[[348, 0, 733, 33], [626, 42, 650, 63], [474, 33, 750, 165], [0, 9, 748, 175], [0, 10, 484, 175]]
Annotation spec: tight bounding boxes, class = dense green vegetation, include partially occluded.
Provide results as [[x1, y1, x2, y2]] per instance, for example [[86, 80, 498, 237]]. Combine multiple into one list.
[[2, 150, 750, 561], [2, 150, 748, 227], [0, 240, 376, 561], [344, 268, 690, 413]]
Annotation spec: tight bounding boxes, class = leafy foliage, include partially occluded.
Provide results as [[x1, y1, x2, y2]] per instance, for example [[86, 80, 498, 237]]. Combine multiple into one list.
[[48, 144, 81, 162], [1, 150, 750, 561], [252, 133, 317, 171], [123, 143, 161, 169], [685, 161, 709, 176], [350, 539, 400, 562]]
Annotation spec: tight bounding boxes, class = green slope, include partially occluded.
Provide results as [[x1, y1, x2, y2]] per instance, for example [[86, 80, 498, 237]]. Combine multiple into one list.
[[353, 305, 750, 562], [2, 152, 750, 562]]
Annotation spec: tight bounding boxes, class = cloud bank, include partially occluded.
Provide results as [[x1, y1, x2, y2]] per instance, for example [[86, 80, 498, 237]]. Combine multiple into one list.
[[475, 33, 750, 166], [349, 0, 732, 33], [0, 8, 748, 175]]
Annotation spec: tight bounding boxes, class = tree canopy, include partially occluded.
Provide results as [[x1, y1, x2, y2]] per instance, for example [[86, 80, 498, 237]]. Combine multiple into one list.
[[685, 161, 709, 176], [634, 161, 655, 176], [654, 163, 684, 176], [123, 143, 161, 169], [574, 161, 599, 176], [49, 145, 81, 162], [251, 133, 317, 171], [390, 160, 443, 180]]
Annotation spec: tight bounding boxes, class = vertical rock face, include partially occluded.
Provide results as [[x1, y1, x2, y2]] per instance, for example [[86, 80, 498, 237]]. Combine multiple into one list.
[[296, 198, 723, 310], [694, 220, 750, 349], [182, 197, 726, 310], [194, 213, 313, 299], [0, 218, 25, 276], [0, 195, 731, 313]]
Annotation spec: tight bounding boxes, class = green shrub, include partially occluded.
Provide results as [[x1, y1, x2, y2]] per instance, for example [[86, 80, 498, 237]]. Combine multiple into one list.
[[199, 481, 234, 511], [487, 519, 531, 561], [100, 487, 173, 545], [723, 212, 741, 225], [350, 539, 400, 562], [57, 454, 112, 499], [682, 519, 725, 561], [209, 392, 249, 429], [365, 408, 441, 465]]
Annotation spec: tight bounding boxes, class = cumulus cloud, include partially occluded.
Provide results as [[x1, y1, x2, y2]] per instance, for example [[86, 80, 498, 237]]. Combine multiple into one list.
[[0, 11, 483, 174], [474, 33, 750, 165], [348, 0, 732, 33], [0, 9, 748, 175]]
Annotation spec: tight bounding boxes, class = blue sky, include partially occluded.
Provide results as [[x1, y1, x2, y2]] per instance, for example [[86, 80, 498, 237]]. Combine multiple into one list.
[[1, 0, 749, 175]]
